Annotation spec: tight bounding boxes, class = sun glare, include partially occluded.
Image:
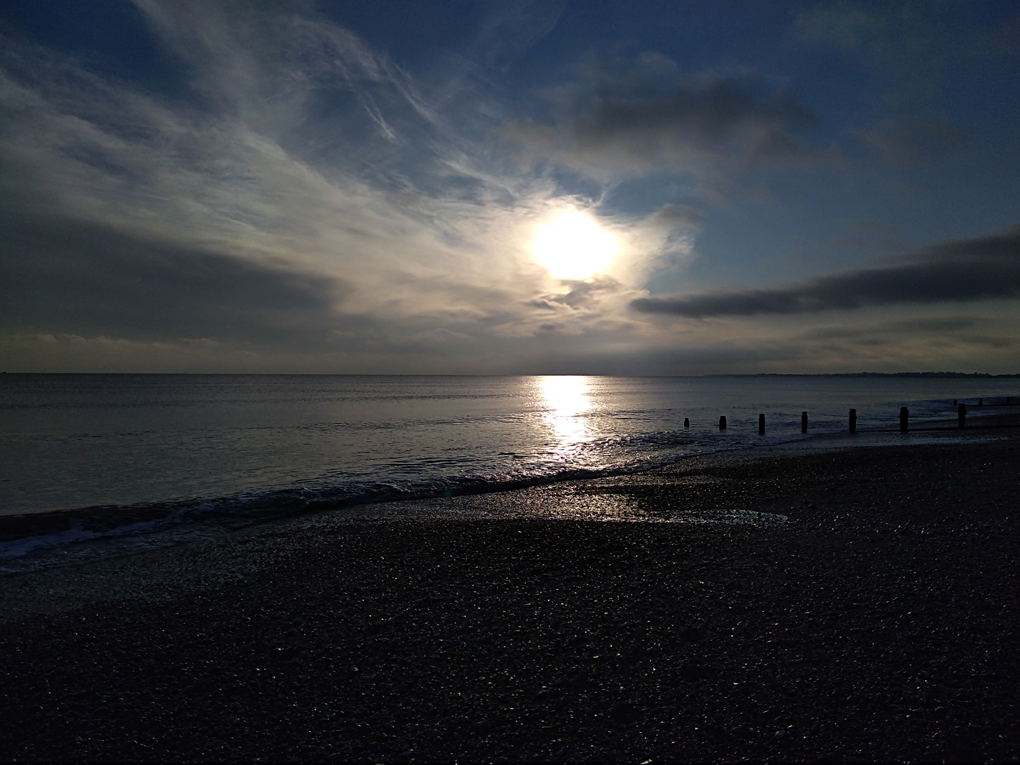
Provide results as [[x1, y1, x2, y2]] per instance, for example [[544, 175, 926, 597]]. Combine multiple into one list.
[[539, 375, 593, 456], [532, 211, 618, 280]]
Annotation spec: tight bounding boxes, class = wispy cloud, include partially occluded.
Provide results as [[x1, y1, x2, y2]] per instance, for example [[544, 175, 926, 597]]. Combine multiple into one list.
[[0, 3, 687, 370]]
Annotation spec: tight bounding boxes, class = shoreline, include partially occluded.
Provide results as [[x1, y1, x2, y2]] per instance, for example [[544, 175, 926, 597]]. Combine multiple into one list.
[[2, 427, 1019, 760], [2, 407, 1019, 558]]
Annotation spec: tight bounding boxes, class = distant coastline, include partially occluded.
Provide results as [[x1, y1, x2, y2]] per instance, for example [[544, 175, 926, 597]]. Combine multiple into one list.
[[744, 371, 1020, 378], [2, 371, 1019, 378]]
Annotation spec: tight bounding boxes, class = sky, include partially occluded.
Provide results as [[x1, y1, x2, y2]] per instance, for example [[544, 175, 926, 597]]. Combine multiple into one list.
[[1, 0, 1019, 375]]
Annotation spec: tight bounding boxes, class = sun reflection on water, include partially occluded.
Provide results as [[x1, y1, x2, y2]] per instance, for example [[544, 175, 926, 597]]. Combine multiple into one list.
[[539, 376, 595, 457]]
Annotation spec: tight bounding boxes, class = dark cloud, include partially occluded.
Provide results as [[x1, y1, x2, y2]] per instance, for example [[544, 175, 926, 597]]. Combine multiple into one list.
[[800, 316, 1018, 355], [0, 212, 350, 344], [958, 334, 1018, 349], [805, 316, 980, 341], [526, 298, 560, 311], [860, 115, 969, 165], [504, 63, 823, 178], [793, 3, 884, 52], [527, 275, 622, 311], [574, 80, 815, 149], [632, 228, 1020, 318], [644, 203, 704, 229]]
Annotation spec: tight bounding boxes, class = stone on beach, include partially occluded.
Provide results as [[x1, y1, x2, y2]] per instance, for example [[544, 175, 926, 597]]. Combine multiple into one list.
[[1, 428, 1019, 762]]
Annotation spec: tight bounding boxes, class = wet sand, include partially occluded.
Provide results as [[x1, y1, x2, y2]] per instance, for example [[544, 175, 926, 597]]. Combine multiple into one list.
[[1, 422, 1019, 761]]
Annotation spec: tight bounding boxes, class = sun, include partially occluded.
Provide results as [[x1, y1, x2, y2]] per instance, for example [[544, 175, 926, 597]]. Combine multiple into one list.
[[532, 210, 618, 280]]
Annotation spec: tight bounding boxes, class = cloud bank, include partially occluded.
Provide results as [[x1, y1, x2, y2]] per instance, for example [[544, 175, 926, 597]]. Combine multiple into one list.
[[631, 229, 1020, 318]]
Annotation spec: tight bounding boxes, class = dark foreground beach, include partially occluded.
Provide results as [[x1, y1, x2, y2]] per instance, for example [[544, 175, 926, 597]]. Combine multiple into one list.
[[2, 423, 1019, 762]]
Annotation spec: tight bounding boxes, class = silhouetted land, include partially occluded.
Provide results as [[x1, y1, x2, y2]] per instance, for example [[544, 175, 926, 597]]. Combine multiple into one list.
[[2, 417, 1019, 761]]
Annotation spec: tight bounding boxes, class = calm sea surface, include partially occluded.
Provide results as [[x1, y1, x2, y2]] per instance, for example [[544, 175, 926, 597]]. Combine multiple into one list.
[[1, 374, 1016, 567]]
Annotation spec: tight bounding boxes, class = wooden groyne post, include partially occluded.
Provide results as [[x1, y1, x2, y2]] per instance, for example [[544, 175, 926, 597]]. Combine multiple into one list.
[[958, 402, 967, 428], [801, 411, 808, 433], [849, 409, 857, 433], [719, 416, 727, 430], [900, 407, 909, 432], [758, 413, 765, 435], [683, 417, 689, 428]]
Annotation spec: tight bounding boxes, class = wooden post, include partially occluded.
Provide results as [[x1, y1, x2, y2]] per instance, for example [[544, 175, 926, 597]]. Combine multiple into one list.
[[683, 417, 689, 429], [719, 415, 727, 430], [758, 413, 765, 435], [849, 409, 857, 433], [801, 411, 808, 433], [900, 406, 909, 432], [958, 403, 967, 428]]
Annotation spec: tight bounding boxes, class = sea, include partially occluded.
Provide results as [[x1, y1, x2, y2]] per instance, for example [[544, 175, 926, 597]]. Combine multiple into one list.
[[1, 373, 1017, 571]]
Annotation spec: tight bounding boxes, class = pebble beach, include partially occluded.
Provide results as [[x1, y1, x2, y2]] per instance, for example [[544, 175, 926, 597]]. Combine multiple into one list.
[[2, 419, 1019, 762]]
